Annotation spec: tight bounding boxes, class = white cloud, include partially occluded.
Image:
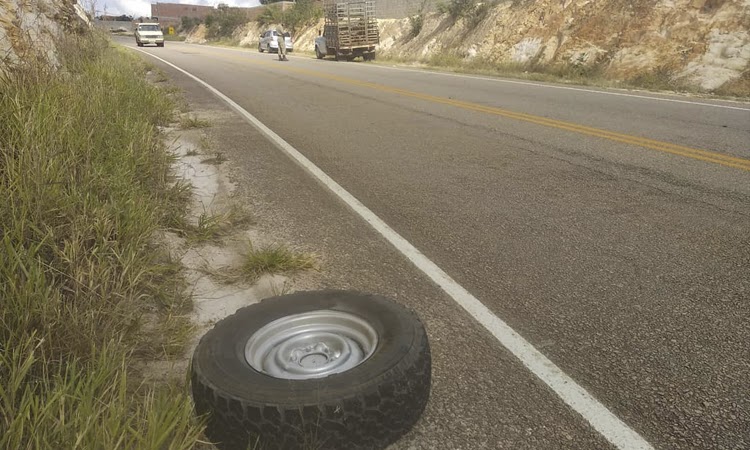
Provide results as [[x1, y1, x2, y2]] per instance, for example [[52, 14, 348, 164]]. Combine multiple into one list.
[[96, 0, 262, 17]]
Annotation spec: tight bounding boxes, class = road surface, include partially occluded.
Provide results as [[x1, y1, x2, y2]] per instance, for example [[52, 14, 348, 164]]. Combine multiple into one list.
[[122, 38, 750, 450]]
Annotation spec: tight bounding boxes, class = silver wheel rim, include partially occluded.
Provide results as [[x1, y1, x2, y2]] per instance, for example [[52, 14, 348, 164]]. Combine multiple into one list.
[[245, 310, 378, 380]]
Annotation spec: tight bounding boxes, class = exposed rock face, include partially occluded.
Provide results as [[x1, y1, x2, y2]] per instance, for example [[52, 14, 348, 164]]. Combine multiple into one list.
[[184, 23, 207, 44], [0, 0, 89, 73], [380, 0, 750, 91]]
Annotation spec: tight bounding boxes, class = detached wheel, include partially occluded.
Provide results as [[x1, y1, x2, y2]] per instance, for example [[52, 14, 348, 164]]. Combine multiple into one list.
[[191, 290, 431, 450]]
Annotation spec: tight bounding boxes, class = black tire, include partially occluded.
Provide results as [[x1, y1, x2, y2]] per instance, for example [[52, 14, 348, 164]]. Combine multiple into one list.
[[157, 43, 164, 47], [315, 46, 324, 59], [191, 290, 431, 450]]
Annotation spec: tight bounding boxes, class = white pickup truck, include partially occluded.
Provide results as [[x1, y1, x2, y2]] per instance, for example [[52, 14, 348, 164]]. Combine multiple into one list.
[[135, 23, 164, 47]]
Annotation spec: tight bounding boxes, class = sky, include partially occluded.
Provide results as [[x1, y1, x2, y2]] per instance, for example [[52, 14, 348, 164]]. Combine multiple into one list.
[[98, 0, 262, 17]]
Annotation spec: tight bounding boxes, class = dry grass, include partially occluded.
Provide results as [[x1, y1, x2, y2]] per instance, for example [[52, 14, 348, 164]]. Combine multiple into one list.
[[242, 243, 318, 281], [0, 32, 204, 448], [713, 70, 750, 98], [184, 204, 253, 244], [379, 52, 743, 98], [179, 114, 212, 129]]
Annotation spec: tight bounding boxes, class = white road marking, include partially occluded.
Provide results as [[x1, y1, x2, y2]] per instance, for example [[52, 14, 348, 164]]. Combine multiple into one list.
[[134, 48, 655, 450], [183, 41, 750, 112]]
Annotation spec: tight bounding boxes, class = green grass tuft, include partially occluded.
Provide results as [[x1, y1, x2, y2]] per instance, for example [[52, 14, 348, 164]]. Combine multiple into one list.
[[242, 243, 317, 281], [179, 114, 211, 129], [183, 205, 253, 244]]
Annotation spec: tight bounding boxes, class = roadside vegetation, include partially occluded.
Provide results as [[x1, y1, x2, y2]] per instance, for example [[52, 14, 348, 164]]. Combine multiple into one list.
[[179, 114, 212, 129], [378, 51, 711, 94], [257, 0, 323, 35], [0, 32, 203, 448], [437, 0, 497, 27], [242, 243, 318, 281], [408, 0, 431, 39], [204, 4, 249, 39], [183, 204, 252, 244]]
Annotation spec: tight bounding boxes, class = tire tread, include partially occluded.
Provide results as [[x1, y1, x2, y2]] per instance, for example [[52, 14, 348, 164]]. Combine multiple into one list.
[[191, 299, 430, 450]]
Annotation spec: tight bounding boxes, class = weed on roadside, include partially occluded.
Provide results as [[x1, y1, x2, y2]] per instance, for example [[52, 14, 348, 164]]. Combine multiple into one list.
[[242, 243, 318, 281], [713, 70, 750, 98], [154, 69, 170, 83], [188, 211, 232, 243], [183, 204, 254, 244], [199, 133, 212, 152], [621, 65, 694, 92], [179, 114, 211, 129]]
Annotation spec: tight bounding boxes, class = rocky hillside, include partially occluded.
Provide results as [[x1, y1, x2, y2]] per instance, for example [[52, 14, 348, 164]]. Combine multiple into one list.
[[194, 0, 749, 94], [380, 0, 750, 91], [0, 0, 89, 73]]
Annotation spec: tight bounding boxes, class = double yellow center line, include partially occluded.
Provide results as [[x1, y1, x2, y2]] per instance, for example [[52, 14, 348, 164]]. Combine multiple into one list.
[[219, 49, 750, 172]]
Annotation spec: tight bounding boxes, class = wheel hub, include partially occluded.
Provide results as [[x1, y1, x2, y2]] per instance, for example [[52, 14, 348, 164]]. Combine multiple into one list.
[[245, 310, 378, 380]]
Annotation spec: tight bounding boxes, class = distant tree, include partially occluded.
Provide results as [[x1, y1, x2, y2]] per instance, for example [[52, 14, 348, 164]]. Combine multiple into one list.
[[180, 16, 202, 31], [80, 0, 97, 18], [257, 4, 284, 27], [205, 7, 248, 38], [257, 0, 322, 35]]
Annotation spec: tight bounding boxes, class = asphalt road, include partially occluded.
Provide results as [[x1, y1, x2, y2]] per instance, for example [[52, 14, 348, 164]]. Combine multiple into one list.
[[122, 38, 750, 450]]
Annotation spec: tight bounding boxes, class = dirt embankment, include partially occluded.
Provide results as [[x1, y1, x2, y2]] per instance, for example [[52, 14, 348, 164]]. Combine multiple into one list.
[[186, 0, 749, 92]]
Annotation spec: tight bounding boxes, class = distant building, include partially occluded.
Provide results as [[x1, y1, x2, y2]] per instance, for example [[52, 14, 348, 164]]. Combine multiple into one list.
[[151, 2, 215, 27]]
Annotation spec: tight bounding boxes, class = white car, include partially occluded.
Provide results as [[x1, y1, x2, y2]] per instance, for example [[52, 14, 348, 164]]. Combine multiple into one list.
[[135, 23, 164, 47], [258, 30, 293, 53]]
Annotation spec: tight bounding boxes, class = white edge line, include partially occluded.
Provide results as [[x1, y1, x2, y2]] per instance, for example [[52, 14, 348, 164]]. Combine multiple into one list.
[[182, 40, 750, 112], [133, 48, 655, 450]]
